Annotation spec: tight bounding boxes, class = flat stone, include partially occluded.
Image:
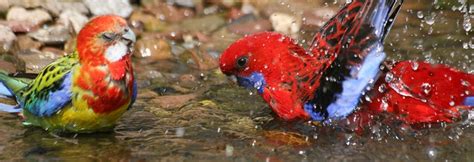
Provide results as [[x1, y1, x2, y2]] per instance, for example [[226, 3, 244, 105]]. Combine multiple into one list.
[[27, 25, 70, 45], [58, 10, 89, 34], [0, 25, 16, 53], [6, 7, 52, 27], [16, 49, 59, 73], [42, 0, 89, 17], [15, 35, 42, 51], [84, 0, 133, 18]]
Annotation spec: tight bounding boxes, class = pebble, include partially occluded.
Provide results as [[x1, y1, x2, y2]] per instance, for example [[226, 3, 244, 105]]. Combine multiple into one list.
[[58, 10, 89, 34], [16, 49, 59, 73], [0, 25, 16, 53], [0, 20, 39, 33], [134, 36, 173, 62], [42, 1, 89, 17], [15, 35, 42, 51], [180, 15, 226, 34], [6, 7, 52, 27], [228, 19, 272, 35], [129, 10, 168, 32], [84, 0, 133, 18], [27, 25, 70, 45]]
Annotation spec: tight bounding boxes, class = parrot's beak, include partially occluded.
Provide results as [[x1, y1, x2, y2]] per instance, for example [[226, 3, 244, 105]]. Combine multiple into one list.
[[122, 27, 136, 46]]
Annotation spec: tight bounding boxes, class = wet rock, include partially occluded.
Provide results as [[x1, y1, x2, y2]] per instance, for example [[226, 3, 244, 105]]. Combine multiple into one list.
[[180, 15, 225, 34], [134, 36, 173, 62], [178, 74, 199, 88], [145, 3, 195, 23], [270, 12, 301, 38], [186, 50, 219, 70], [0, 20, 39, 33], [205, 27, 240, 52], [0, 25, 16, 53], [16, 49, 59, 73], [28, 25, 70, 45], [84, 0, 133, 18], [228, 19, 272, 35], [15, 35, 42, 51], [58, 10, 89, 34], [6, 7, 52, 27], [129, 10, 168, 32], [41, 0, 89, 17], [149, 93, 198, 109]]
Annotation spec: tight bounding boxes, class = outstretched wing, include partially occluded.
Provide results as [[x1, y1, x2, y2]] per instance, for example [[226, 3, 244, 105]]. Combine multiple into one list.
[[18, 52, 79, 117], [306, 0, 403, 121]]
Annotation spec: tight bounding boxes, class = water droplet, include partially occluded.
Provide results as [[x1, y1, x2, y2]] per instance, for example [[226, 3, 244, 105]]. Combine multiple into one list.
[[378, 84, 387, 93], [417, 11, 424, 19], [449, 101, 455, 106], [426, 147, 438, 160], [463, 14, 471, 32], [421, 83, 431, 95], [411, 61, 419, 71], [424, 12, 436, 25], [385, 73, 394, 82]]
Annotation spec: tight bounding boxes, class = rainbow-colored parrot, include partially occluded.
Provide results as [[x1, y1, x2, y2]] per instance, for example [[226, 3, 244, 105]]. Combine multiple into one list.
[[0, 15, 137, 133], [219, 0, 474, 127]]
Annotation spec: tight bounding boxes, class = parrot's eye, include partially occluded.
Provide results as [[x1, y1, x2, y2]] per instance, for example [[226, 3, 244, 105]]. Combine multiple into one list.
[[236, 56, 249, 69], [101, 32, 116, 41]]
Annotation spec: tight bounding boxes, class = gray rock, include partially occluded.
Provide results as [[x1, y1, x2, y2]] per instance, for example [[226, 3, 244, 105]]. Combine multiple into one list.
[[58, 10, 89, 34], [8, 0, 41, 8], [6, 7, 52, 27], [0, 25, 16, 53], [27, 25, 70, 45], [42, 0, 89, 17], [84, 0, 133, 18]]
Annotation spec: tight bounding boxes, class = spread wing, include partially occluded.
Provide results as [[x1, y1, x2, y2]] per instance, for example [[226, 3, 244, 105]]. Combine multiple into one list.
[[18, 52, 79, 117], [307, 0, 403, 120]]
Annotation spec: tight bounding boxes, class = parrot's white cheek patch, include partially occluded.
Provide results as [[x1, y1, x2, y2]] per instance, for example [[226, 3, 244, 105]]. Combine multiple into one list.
[[105, 42, 128, 62]]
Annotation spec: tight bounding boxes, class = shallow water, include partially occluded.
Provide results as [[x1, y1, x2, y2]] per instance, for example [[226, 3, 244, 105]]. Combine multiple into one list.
[[0, 0, 473, 161]]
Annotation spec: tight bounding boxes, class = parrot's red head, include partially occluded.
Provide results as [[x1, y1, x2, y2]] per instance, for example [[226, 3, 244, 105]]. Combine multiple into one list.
[[76, 15, 136, 65], [220, 32, 323, 120]]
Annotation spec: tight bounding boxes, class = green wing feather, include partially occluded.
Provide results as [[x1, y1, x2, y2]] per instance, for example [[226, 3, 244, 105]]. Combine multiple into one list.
[[18, 52, 79, 116]]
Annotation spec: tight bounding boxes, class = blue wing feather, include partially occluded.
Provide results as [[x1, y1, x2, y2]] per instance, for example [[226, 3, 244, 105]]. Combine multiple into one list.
[[27, 73, 72, 117]]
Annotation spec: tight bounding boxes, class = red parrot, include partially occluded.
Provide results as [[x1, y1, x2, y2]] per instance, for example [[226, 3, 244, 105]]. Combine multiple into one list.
[[219, 0, 474, 126]]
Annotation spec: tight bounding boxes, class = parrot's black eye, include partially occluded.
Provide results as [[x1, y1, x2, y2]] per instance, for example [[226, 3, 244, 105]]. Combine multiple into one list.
[[236, 56, 249, 69], [101, 32, 116, 41]]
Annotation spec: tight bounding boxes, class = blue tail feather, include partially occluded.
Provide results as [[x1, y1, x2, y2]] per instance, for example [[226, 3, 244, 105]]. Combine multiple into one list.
[[0, 82, 13, 97], [0, 103, 20, 113]]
